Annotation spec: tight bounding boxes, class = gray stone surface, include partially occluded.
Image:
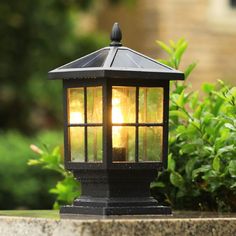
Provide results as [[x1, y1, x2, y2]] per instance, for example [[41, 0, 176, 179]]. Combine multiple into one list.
[[0, 211, 236, 236]]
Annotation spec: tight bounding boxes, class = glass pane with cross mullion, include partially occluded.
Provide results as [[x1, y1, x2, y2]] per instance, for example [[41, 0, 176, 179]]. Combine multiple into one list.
[[69, 127, 84, 162], [87, 126, 103, 162], [112, 86, 136, 124], [139, 87, 163, 123], [112, 126, 135, 162], [139, 126, 162, 162], [87, 86, 103, 123], [68, 88, 84, 124]]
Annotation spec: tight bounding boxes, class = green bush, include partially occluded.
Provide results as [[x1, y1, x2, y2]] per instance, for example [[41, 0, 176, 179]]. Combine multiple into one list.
[[0, 130, 63, 209], [152, 39, 236, 212]]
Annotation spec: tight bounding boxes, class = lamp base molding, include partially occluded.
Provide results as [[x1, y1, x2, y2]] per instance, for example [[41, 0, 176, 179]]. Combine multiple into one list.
[[60, 204, 171, 216], [61, 169, 171, 216], [60, 197, 171, 215]]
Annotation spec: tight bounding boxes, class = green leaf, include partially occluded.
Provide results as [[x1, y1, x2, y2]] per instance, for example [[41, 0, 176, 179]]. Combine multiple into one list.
[[156, 40, 173, 55], [176, 38, 186, 47], [174, 85, 187, 95], [229, 160, 236, 177], [168, 153, 175, 171], [184, 62, 197, 79], [185, 158, 196, 178], [169, 40, 176, 48], [225, 123, 236, 131], [202, 83, 215, 94], [52, 146, 60, 156], [189, 91, 199, 110], [169, 110, 188, 120], [180, 144, 195, 155], [27, 159, 41, 166], [150, 181, 165, 188], [52, 201, 60, 210], [202, 146, 214, 157], [170, 171, 184, 188], [229, 87, 236, 97], [174, 41, 187, 67], [175, 125, 186, 133], [176, 91, 185, 107], [217, 145, 235, 156], [212, 156, 220, 172], [192, 165, 211, 179], [50, 177, 80, 203], [230, 182, 236, 189], [193, 104, 203, 119], [212, 91, 226, 101]]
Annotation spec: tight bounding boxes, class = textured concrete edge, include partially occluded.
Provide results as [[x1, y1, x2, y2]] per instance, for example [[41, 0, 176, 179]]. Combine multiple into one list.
[[1, 216, 236, 236]]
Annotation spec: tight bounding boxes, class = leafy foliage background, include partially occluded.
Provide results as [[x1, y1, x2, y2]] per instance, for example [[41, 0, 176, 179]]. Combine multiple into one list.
[[0, 0, 109, 134]]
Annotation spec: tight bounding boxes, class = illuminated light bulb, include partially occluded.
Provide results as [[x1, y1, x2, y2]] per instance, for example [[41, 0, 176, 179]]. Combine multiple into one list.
[[112, 98, 124, 130], [70, 111, 83, 124], [112, 98, 123, 123], [112, 107, 123, 123], [112, 97, 124, 148], [112, 96, 126, 161]]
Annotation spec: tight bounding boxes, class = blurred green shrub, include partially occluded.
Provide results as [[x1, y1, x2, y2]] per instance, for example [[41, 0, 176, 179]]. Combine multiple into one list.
[[28, 144, 80, 209], [0, 131, 62, 210], [152, 39, 236, 212], [0, 0, 108, 135]]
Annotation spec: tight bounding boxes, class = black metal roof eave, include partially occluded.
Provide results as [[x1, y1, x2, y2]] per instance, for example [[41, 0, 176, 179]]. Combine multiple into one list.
[[48, 69, 185, 80], [104, 69, 184, 80]]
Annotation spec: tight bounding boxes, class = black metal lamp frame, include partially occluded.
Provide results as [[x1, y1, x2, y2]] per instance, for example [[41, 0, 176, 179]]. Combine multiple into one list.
[[60, 77, 171, 215], [49, 22, 184, 216]]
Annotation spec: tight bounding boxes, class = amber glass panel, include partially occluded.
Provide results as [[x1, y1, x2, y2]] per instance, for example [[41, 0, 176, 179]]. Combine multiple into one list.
[[88, 127, 103, 162], [112, 126, 135, 162], [139, 127, 162, 161], [68, 88, 84, 124], [87, 86, 102, 123], [69, 127, 84, 162], [139, 87, 163, 123], [112, 87, 136, 123]]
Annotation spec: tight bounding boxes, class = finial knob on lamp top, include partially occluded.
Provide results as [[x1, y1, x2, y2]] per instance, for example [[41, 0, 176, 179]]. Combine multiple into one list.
[[110, 22, 122, 46]]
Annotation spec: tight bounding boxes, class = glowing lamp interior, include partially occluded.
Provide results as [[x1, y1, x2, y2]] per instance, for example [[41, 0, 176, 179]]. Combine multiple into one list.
[[67, 86, 163, 163], [112, 97, 124, 148]]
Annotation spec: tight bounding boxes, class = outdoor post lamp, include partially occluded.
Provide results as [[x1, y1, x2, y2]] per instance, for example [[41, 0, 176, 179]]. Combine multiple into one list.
[[48, 23, 184, 215]]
